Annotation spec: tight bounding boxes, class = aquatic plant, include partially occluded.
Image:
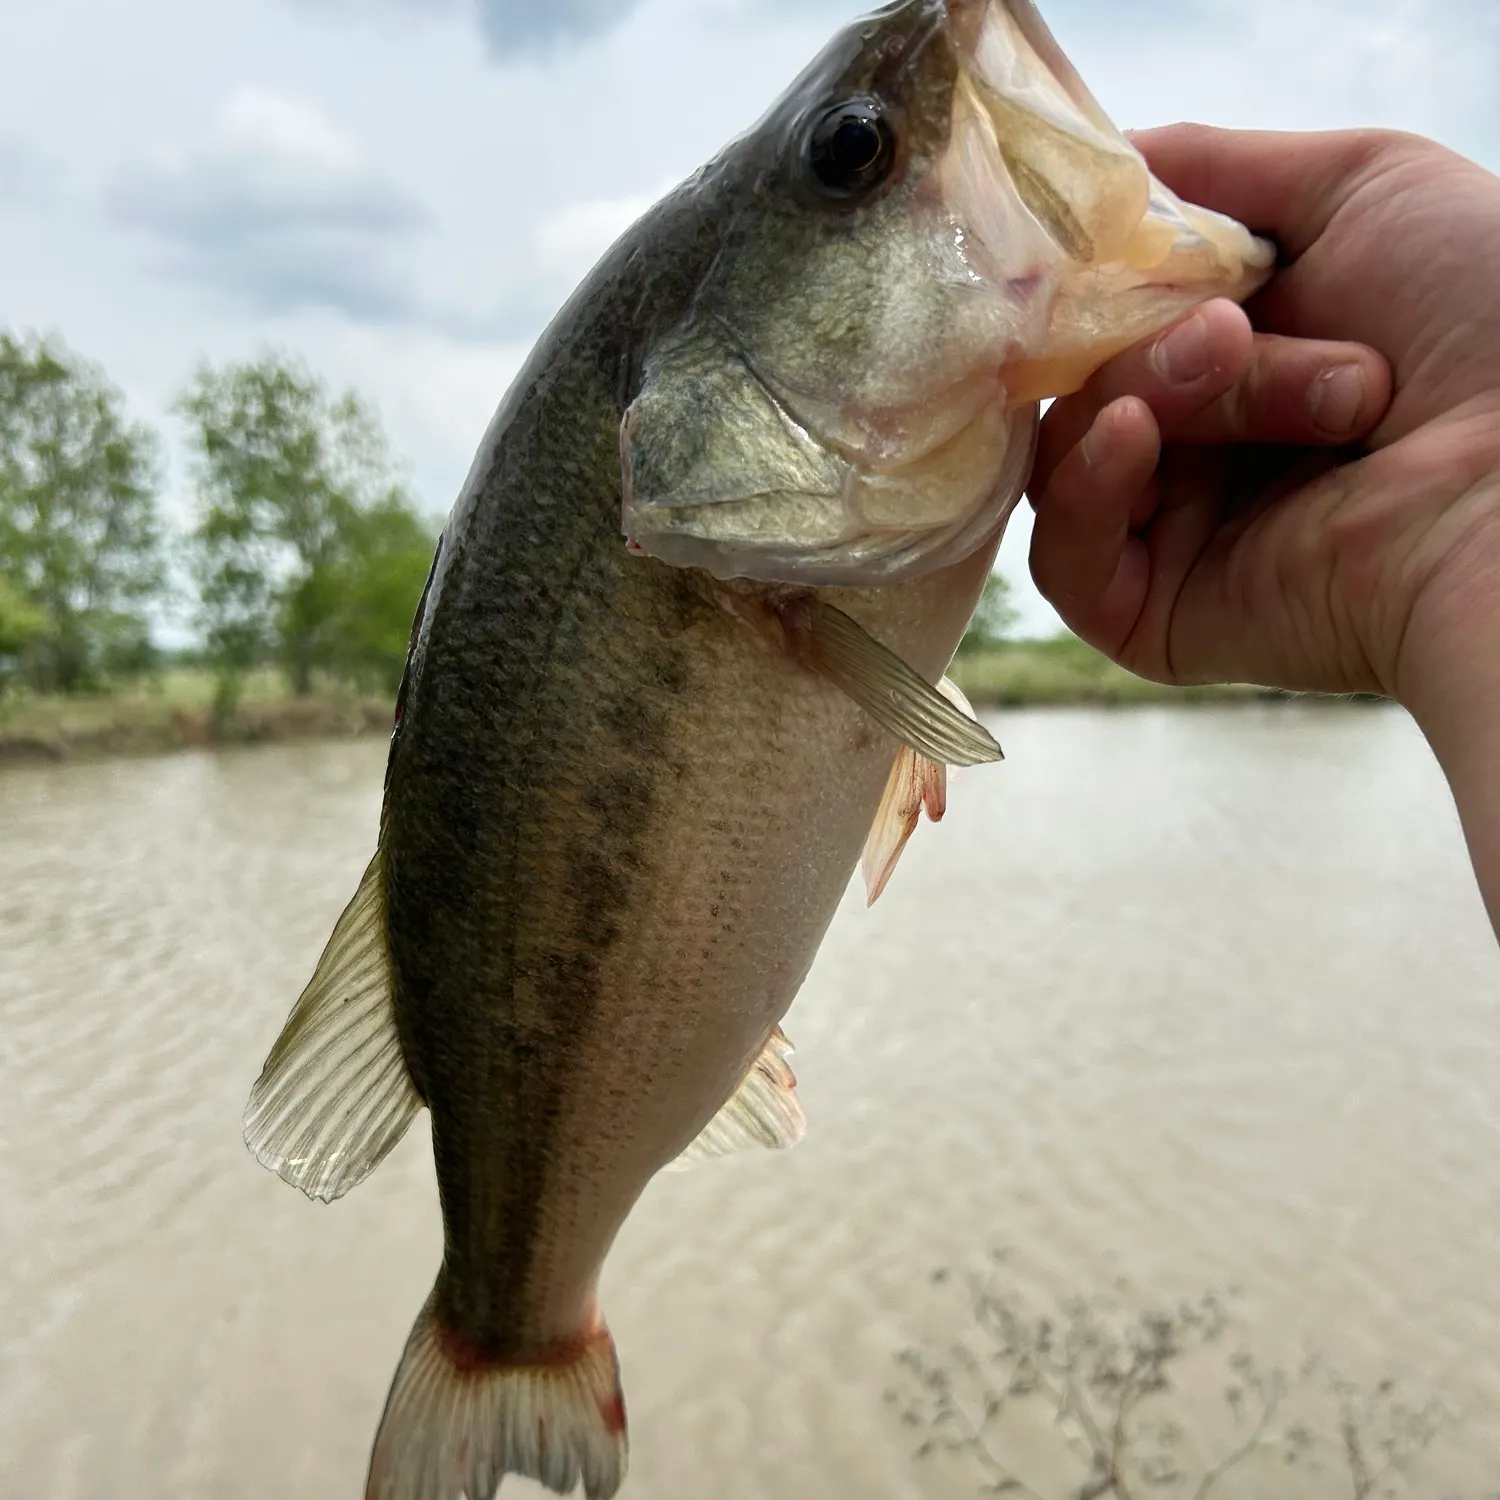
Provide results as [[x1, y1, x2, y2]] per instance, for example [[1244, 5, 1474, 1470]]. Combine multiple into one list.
[[886, 1252, 1484, 1500]]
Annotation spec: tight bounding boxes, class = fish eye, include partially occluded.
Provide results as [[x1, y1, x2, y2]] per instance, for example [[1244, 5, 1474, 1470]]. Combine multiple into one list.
[[806, 96, 897, 202]]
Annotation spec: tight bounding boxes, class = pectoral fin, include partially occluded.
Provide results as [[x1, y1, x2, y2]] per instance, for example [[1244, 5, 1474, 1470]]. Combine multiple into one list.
[[862, 678, 978, 904], [243, 848, 422, 1203], [669, 1027, 806, 1170], [803, 601, 1002, 767]]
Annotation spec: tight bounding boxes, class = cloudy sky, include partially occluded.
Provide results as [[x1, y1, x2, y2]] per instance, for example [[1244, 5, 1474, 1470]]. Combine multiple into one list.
[[2, 0, 1497, 631]]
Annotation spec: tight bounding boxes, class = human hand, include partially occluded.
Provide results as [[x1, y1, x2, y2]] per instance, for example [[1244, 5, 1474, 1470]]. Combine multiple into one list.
[[1028, 126, 1500, 708]]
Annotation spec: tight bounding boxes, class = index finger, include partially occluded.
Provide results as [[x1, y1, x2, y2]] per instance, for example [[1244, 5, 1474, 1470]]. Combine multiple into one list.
[[1130, 124, 1396, 259]]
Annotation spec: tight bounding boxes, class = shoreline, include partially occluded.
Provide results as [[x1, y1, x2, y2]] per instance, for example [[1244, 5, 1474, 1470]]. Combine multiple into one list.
[[0, 677, 394, 767], [944, 639, 1389, 711], [0, 649, 1390, 769], [0, 700, 393, 766]]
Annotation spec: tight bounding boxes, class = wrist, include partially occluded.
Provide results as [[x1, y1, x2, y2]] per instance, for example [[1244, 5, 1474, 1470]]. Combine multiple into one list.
[[1397, 532, 1500, 934], [1391, 410, 1500, 729], [1395, 478, 1500, 739], [1399, 603, 1500, 749]]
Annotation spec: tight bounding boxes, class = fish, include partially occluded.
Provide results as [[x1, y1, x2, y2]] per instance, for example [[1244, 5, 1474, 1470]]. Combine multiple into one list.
[[242, 3, 1272, 1497]]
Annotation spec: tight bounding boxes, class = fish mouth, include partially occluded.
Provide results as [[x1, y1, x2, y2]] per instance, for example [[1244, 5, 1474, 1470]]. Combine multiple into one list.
[[940, 0, 1275, 400]]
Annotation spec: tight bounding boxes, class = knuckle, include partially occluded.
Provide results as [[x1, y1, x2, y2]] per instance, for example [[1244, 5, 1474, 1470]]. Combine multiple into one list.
[[1216, 364, 1260, 440], [1353, 127, 1425, 160]]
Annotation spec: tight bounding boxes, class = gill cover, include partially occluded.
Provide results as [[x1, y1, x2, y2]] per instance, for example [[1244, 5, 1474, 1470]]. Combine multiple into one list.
[[622, 324, 1039, 586], [621, 0, 1273, 588]]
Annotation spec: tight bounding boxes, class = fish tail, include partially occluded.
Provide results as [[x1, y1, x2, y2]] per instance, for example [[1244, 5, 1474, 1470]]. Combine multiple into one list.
[[365, 1285, 627, 1500]]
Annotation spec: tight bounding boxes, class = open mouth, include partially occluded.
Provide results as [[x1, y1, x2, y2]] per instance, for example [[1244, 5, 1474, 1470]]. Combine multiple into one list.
[[942, 0, 1275, 399]]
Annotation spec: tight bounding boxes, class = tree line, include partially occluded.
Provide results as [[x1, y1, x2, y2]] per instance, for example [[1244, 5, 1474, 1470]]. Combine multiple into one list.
[[0, 331, 439, 713]]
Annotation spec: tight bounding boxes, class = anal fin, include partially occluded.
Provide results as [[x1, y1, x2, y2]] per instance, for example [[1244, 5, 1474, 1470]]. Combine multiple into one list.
[[669, 1027, 807, 1171], [243, 848, 422, 1203]]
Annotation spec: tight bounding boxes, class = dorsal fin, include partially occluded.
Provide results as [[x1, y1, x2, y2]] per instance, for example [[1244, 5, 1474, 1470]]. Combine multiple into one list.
[[243, 849, 422, 1203]]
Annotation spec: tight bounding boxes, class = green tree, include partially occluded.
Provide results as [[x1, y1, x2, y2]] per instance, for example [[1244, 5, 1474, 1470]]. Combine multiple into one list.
[[178, 353, 427, 701], [322, 494, 437, 693], [0, 332, 164, 692], [956, 570, 1019, 656], [0, 577, 49, 695]]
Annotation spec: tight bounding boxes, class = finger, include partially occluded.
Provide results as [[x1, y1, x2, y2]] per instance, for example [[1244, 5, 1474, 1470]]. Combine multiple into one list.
[[1129, 124, 1395, 258], [1131, 447, 1230, 683], [1170, 335, 1392, 446], [1030, 397, 1159, 655], [1035, 324, 1391, 497], [1033, 300, 1252, 495]]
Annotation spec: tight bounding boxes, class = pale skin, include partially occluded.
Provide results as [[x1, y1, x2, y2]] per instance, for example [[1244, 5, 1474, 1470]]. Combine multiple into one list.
[[1027, 124, 1500, 938]]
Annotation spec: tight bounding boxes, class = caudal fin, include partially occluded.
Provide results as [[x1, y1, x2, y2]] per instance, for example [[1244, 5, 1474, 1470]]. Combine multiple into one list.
[[366, 1290, 627, 1500]]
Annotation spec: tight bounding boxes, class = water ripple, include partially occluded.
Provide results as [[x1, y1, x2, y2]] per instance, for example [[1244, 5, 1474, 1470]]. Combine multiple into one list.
[[0, 712, 1496, 1497]]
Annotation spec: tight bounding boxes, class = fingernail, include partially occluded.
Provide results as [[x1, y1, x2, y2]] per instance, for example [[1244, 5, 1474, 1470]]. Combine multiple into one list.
[[1310, 363, 1366, 437], [1150, 312, 1211, 386]]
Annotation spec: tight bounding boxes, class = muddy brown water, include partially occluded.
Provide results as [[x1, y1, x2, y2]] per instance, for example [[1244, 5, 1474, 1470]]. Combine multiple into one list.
[[1, 705, 1495, 1498]]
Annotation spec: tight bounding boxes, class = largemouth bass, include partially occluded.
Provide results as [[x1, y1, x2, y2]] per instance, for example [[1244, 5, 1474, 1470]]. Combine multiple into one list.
[[244, 3, 1272, 1497]]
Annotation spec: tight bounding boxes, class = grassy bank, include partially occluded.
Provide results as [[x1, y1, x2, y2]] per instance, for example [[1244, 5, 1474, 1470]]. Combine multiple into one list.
[[0, 669, 392, 764], [0, 637, 1383, 767], [950, 635, 1287, 708]]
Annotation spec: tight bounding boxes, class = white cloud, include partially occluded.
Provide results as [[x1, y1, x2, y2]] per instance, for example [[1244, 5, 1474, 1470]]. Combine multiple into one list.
[[1042, 0, 1498, 148], [0, 135, 56, 208], [530, 185, 674, 294], [472, 0, 630, 55], [288, 0, 862, 59], [314, 322, 530, 497], [105, 89, 429, 322], [215, 90, 364, 173]]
